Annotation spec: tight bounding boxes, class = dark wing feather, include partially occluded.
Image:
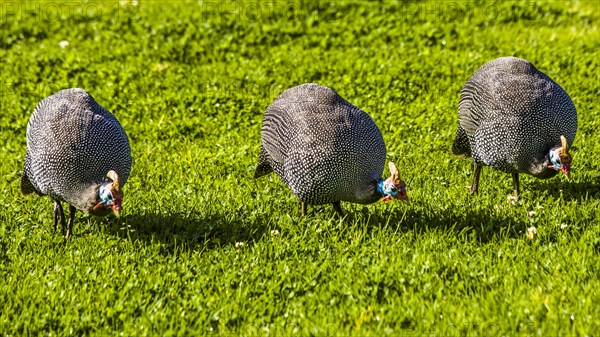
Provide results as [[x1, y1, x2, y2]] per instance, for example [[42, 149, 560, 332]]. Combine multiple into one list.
[[254, 104, 290, 179], [457, 74, 496, 136], [452, 125, 471, 156], [20, 170, 41, 195], [254, 146, 273, 178]]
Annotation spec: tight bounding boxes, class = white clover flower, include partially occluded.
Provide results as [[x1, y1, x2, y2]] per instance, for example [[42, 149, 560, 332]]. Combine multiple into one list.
[[507, 195, 518, 205], [119, 0, 138, 6], [527, 227, 537, 240]]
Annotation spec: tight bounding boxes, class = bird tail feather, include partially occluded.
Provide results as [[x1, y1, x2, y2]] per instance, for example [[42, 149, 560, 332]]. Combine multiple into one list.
[[254, 146, 273, 179], [20, 171, 40, 195], [452, 126, 472, 157]]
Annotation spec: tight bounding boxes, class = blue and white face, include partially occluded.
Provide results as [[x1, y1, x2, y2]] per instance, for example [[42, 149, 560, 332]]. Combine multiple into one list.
[[92, 171, 124, 217], [548, 136, 572, 178], [380, 162, 408, 202], [93, 184, 123, 217], [548, 152, 571, 177], [381, 179, 408, 202]]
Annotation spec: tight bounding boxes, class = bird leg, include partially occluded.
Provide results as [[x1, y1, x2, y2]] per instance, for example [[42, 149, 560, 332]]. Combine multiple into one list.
[[470, 163, 482, 195], [53, 200, 67, 235], [512, 173, 520, 198], [53, 202, 59, 233], [300, 202, 307, 217], [332, 201, 344, 218], [66, 205, 76, 238]]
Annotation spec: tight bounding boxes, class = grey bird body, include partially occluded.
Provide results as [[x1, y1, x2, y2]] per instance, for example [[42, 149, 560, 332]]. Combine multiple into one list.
[[452, 57, 577, 195], [21, 88, 131, 235], [255, 83, 392, 215]]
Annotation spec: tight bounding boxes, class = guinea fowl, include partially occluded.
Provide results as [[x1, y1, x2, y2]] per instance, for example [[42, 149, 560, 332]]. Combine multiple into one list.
[[452, 57, 577, 196], [254, 83, 407, 216], [21, 88, 132, 237]]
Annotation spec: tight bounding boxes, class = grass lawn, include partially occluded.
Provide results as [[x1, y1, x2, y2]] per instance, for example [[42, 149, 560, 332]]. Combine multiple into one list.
[[1, 0, 599, 335]]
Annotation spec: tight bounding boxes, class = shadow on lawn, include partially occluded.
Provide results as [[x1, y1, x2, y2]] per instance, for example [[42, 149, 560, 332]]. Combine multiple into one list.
[[349, 202, 529, 243], [98, 211, 271, 254], [354, 177, 600, 242], [525, 179, 600, 201], [89, 177, 599, 249]]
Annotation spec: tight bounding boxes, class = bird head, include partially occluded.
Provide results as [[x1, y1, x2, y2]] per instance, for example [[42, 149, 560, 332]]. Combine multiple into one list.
[[547, 135, 572, 178], [93, 170, 124, 217], [378, 162, 408, 202]]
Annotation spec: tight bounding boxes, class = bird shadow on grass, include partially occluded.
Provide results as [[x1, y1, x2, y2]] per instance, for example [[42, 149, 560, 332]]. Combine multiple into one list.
[[525, 179, 600, 201], [348, 203, 530, 244], [87, 211, 272, 255]]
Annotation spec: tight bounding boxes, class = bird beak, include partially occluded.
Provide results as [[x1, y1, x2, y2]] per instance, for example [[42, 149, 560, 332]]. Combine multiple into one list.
[[112, 199, 122, 218], [112, 206, 121, 218], [561, 165, 570, 178], [382, 190, 409, 203], [397, 191, 409, 204]]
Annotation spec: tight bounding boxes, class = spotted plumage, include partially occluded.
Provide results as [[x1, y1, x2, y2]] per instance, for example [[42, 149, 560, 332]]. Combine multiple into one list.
[[255, 83, 407, 216], [21, 88, 132, 237], [452, 57, 577, 196]]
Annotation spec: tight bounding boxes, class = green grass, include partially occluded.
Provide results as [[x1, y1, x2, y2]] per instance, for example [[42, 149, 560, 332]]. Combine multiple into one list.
[[1, 0, 599, 335]]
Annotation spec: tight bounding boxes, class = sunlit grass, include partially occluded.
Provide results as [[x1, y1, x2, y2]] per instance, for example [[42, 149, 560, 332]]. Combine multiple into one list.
[[1, 0, 599, 335]]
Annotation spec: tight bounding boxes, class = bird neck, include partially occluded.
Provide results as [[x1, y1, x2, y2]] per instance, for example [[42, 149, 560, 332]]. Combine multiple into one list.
[[65, 183, 103, 213], [529, 148, 559, 178]]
